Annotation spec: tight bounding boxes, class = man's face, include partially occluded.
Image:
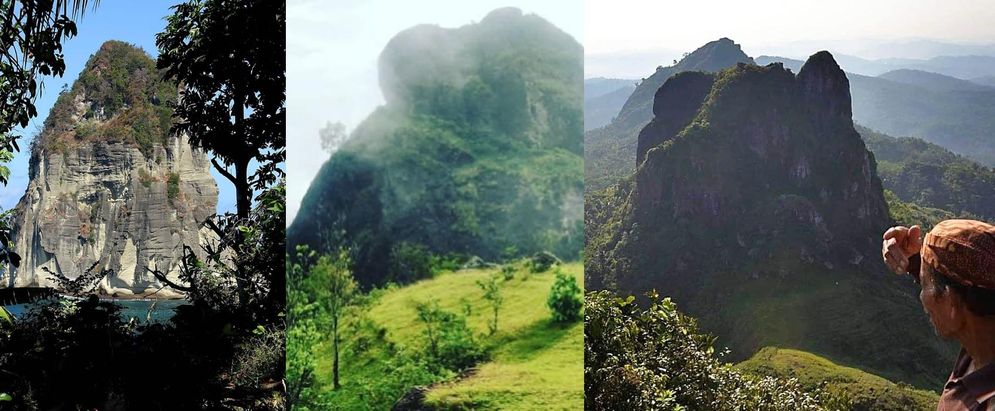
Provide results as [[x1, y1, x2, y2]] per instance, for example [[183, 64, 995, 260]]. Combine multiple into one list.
[[918, 266, 964, 338]]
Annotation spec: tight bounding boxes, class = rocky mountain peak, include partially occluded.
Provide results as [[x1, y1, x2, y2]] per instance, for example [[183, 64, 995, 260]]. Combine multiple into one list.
[[636, 71, 715, 164], [797, 51, 852, 122], [4, 40, 217, 298], [675, 37, 753, 72], [38, 40, 177, 158], [588, 50, 951, 385]]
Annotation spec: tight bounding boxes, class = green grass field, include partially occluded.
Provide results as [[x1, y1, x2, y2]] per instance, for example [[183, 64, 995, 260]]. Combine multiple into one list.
[[316, 262, 583, 409], [737, 347, 938, 411]]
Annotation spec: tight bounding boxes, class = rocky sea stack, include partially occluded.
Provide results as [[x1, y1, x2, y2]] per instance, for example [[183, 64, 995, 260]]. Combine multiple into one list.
[[3, 41, 218, 298], [587, 52, 956, 387]]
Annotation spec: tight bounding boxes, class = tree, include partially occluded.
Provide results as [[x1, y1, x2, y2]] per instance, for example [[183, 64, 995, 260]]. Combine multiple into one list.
[[309, 250, 357, 390], [287, 245, 320, 407], [156, 0, 285, 221], [476, 273, 503, 335], [319, 121, 347, 154], [156, 0, 285, 305]]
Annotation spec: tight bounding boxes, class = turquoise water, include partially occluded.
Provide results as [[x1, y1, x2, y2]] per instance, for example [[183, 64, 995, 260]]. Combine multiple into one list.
[[4, 299, 186, 323]]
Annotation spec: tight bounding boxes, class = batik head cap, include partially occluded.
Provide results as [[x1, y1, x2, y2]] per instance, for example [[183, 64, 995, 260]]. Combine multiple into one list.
[[920, 219, 995, 290]]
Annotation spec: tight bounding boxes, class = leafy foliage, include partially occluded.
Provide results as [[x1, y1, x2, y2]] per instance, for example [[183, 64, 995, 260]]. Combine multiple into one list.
[[585, 291, 844, 410], [156, 0, 285, 219], [547, 269, 582, 323], [860, 125, 995, 220], [388, 241, 435, 284], [415, 299, 486, 373], [476, 273, 503, 335]]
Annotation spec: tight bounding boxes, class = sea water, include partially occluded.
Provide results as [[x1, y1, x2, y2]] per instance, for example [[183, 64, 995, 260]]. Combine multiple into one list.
[[4, 298, 186, 323]]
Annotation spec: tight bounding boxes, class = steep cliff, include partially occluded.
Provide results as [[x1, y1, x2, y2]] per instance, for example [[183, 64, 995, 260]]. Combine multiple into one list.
[[3, 41, 218, 298], [587, 52, 956, 387], [289, 8, 583, 288], [585, 38, 753, 190]]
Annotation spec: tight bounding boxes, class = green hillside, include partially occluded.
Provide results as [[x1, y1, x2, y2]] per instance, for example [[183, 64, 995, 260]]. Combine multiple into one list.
[[859, 125, 995, 221], [737, 347, 938, 411], [318, 263, 583, 409], [289, 8, 583, 288]]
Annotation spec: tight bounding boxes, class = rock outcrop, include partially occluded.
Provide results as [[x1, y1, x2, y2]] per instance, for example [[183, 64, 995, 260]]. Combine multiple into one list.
[[588, 52, 956, 387], [585, 38, 753, 190], [3, 41, 217, 298]]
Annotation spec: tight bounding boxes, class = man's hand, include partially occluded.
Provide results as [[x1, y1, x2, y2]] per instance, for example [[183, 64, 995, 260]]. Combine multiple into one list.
[[882, 225, 922, 275]]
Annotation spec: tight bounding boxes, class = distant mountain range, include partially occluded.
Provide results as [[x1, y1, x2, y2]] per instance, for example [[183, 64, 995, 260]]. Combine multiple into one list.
[[585, 38, 995, 192]]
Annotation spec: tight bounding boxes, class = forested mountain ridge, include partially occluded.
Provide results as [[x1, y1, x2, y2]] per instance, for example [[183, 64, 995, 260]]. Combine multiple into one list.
[[289, 8, 583, 288], [586, 53, 956, 388]]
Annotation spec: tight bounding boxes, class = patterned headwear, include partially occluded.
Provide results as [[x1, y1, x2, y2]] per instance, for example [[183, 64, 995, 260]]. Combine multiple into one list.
[[921, 219, 995, 290]]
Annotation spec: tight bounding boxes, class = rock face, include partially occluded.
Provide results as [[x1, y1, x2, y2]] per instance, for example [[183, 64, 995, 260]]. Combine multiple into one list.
[[627, 56, 888, 284], [588, 52, 956, 387], [3, 41, 217, 298], [585, 38, 753, 190]]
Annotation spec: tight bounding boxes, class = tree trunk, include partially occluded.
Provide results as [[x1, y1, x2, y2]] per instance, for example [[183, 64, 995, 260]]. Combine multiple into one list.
[[333, 314, 341, 390]]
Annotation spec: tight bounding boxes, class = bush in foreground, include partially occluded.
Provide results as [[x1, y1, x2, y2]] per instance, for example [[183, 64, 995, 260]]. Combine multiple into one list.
[[585, 290, 848, 410], [548, 269, 583, 323]]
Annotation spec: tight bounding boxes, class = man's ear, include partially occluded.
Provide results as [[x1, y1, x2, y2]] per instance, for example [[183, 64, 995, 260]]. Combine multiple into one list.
[[944, 289, 969, 328]]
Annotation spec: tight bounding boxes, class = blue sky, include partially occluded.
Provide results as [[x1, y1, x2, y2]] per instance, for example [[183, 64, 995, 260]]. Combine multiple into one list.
[[0, 0, 237, 214]]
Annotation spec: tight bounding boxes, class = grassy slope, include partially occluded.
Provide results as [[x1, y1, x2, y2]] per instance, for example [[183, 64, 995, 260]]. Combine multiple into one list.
[[737, 347, 938, 411], [317, 263, 583, 409]]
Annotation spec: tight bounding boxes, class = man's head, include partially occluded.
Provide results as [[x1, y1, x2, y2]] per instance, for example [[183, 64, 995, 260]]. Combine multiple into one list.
[[917, 219, 995, 337]]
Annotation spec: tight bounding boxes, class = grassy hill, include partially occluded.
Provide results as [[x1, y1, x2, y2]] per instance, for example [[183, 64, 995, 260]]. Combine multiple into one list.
[[737, 347, 938, 411], [317, 262, 583, 409]]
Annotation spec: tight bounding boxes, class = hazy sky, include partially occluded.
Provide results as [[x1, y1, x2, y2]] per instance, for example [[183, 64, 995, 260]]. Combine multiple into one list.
[[586, 0, 995, 77], [0, 0, 238, 214], [286, 0, 583, 223]]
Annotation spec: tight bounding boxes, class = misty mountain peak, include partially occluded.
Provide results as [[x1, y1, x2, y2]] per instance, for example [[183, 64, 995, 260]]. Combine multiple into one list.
[[480, 6, 524, 23]]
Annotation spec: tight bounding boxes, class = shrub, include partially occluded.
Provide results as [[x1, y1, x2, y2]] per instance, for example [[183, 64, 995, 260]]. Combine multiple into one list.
[[388, 241, 434, 284], [415, 299, 485, 372], [547, 269, 582, 323], [167, 172, 181, 201], [229, 326, 284, 390], [500, 264, 515, 281], [585, 290, 846, 410]]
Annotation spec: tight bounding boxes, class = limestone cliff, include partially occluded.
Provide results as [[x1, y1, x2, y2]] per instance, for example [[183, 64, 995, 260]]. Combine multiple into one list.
[[3, 41, 217, 298]]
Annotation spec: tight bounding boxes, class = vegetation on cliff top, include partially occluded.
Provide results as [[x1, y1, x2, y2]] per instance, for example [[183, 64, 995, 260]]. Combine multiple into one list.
[[39, 40, 178, 157]]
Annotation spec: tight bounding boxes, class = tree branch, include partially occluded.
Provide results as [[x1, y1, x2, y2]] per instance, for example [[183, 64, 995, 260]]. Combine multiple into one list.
[[211, 156, 238, 185], [146, 266, 193, 292]]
